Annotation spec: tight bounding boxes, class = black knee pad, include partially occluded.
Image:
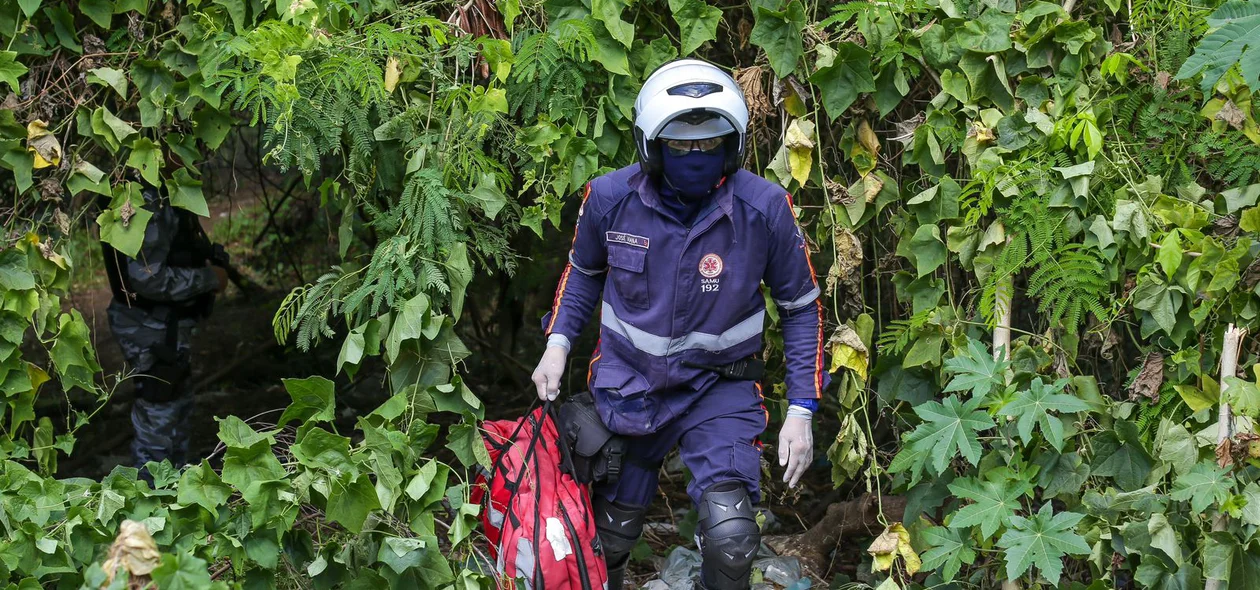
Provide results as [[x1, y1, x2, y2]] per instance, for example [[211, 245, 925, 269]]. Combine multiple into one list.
[[698, 480, 760, 590], [593, 495, 646, 568]]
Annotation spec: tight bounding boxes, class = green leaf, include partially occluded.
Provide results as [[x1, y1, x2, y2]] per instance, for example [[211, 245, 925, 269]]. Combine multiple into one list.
[[177, 460, 232, 513], [446, 421, 491, 469], [1241, 207, 1260, 233], [1155, 418, 1199, 476], [953, 9, 1014, 53], [385, 293, 430, 361], [942, 338, 1008, 398], [1034, 451, 1090, 497], [165, 168, 208, 216], [0, 52, 27, 93], [1243, 482, 1260, 526], [48, 311, 101, 395], [590, 20, 631, 76], [17, 0, 41, 17], [1225, 376, 1260, 418], [1134, 561, 1203, 590], [1132, 275, 1182, 336], [997, 377, 1092, 451], [1171, 461, 1233, 512], [996, 503, 1091, 585], [126, 138, 162, 186], [910, 224, 947, 277], [86, 67, 128, 98], [1148, 512, 1182, 563], [216, 415, 272, 449], [215, 0, 247, 33], [940, 68, 970, 103], [291, 427, 354, 474], [1175, 1, 1260, 92], [326, 473, 381, 534], [1090, 421, 1155, 491], [669, 0, 722, 55], [1156, 230, 1183, 277], [890, 395, 994, 478], [448, 242, 473, 321], [96, 187, 154, 258], [810, 43, 875, 121], [1223, 184, 1260, 213], [278, 376, 336, 424], [79, 0, 113, 28], [947, 476, 1031, 538], [192, 108, 232, 150], [337, 331, 365, 374], [750, 0, 806, 78], [467, 172, 507, 220], [91, 107, 137, 152], [151, 553, 222, 590], [919, 526, 975, 582], [592, 0, 633, 48], [902, 333, 944, 368], [0, 250, 35, 291]]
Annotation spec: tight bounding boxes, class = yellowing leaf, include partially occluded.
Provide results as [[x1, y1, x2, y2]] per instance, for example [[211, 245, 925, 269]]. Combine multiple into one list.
[[26, 120, 62, 169], [849, 119, 881, 176], [867, 523, 921, 575], [827, 324, 869, 381], [384, 56, 401, 93], [784, 119, 816, 187]]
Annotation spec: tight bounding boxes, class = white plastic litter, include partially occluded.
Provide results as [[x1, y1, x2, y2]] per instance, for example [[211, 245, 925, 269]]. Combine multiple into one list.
[[642, 545, 805, 589]]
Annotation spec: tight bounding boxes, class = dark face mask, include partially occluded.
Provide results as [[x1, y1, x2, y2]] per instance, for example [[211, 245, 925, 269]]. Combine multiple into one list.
[[660, 145, 726, 200]]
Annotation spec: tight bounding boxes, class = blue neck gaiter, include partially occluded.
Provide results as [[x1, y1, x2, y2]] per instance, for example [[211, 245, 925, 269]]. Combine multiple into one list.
[[660, 146, 726, 201]]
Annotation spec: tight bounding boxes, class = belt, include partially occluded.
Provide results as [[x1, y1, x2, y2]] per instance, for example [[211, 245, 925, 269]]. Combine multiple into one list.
[[680, 358, 766, 381]]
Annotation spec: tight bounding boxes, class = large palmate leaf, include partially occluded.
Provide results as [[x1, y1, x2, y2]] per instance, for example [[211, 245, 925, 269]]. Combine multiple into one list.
[[997, 503, 1091, 585], [1170, 461, 1233, 512], [889, 395, 995, 480], [919, 526, 976, 582], [1176, 1, 1260, 91], [942, 338, 1008, 398], [947, 476, 1031, 538], [997, 377, 1092, 450]]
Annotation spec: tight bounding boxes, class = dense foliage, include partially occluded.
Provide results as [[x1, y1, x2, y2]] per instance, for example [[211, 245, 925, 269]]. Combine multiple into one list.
[[5, 0, 1260, 587]]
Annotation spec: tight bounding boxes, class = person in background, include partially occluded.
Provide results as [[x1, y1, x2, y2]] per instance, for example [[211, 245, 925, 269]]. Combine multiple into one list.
[[532, 59, 828, 589], [100, 176, 227, 475]]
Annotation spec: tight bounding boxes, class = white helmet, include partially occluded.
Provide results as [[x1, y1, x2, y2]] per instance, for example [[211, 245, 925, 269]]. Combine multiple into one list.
[[633, 59, 750, 176]]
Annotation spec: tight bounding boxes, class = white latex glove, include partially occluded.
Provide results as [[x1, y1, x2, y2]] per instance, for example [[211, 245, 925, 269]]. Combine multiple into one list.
[[778, 411, 813, 488], [532, 345, 568, 401]]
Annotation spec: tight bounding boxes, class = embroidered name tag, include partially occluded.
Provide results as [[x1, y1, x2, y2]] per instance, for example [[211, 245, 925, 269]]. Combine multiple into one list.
[[606, 231, 650, 249]]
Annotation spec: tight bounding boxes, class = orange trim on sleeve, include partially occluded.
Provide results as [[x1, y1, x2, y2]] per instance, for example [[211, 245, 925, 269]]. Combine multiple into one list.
[[814, 299, 825, 398], [545, 183, 595, 336]]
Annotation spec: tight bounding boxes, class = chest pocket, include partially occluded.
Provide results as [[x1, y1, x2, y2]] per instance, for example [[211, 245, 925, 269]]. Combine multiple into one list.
[[606, 244, 650, 309]]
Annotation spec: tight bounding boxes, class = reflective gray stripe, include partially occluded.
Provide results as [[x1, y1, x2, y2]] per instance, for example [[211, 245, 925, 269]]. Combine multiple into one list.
[[774, 286, 820, 311], [600, 301, 764, 357], [568, 255, 606, 276]]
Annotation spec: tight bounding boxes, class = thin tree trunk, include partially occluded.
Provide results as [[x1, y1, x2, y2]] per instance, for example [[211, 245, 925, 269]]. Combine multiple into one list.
[[1206, 324, 1247, 590]]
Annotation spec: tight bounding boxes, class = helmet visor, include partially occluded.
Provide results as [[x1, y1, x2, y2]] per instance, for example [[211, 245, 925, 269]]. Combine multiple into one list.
[[657, 111, 736, 140]]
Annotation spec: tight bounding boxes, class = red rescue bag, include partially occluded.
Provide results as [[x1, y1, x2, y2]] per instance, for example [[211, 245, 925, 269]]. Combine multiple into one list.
[[471, 404, 608, 590]]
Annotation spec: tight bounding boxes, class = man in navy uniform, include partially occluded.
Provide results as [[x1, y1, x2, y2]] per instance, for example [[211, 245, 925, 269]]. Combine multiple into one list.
[[532, 59, 828, 589]]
